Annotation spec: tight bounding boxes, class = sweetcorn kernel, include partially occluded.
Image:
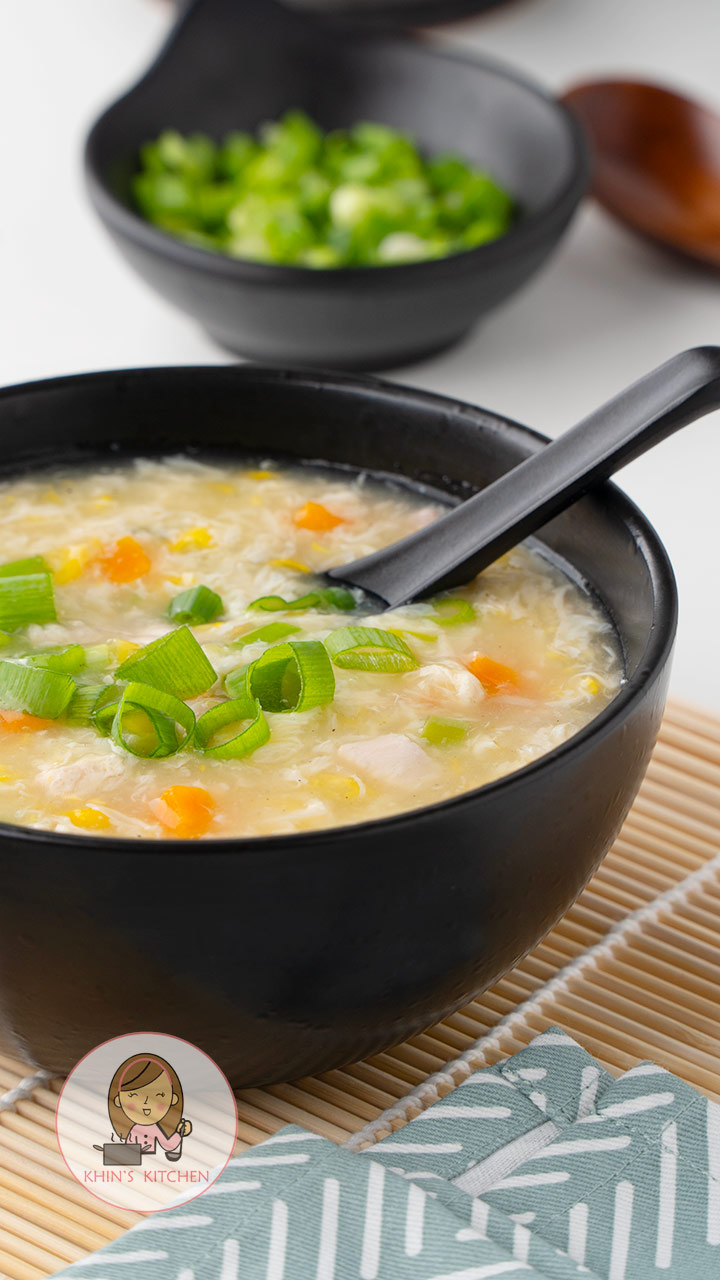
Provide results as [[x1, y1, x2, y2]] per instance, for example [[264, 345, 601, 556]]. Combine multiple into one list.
[[109, 639, 140, 664], [170, 527, 214, 552], [66, 807, 111, 831], [52, 542, 98, 585], [309, 773, 362, 800], [271, 558, 311, 573], [249, 470, 275, 481], [581, 676, 600, 695]]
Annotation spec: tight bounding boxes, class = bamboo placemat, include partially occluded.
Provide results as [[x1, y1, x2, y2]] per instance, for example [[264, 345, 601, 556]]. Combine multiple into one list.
[[0, 697, 717, 1278]]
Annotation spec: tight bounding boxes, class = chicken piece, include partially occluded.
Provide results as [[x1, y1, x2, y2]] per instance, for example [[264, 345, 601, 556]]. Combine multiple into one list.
[[36, 751, 126, 798], [337, 734, 438, 792], [403, 659, 486, 712]]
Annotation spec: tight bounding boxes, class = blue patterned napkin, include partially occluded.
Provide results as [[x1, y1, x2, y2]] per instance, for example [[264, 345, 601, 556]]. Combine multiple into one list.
[[53, 1028, 720, 1278]]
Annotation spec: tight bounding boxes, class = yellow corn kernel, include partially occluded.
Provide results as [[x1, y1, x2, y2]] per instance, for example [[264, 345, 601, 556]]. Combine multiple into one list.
[[55, 558, 83, 585], [582, 676, 600, 695], [271, 558, 311, 574], [170, 527, 214, 552], [249, 469, 275, 481], [52, 542, 97, 585], [309, 773, 362, 800], [66, 807, 111, 831], [0, 772, 13, 784], [311, 542, 331, 554], [40, 489, 62, 504], [109, 638, 140, 664]]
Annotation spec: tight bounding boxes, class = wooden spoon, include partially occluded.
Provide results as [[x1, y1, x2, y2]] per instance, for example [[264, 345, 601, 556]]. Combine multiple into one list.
[[562, 79, 720, 267], [329, 347, 720, 607]]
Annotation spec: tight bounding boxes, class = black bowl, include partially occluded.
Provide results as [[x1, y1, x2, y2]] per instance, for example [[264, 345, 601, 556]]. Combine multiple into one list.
[[279, 0, 514, 24], [0, 366, 675, 1085], [84, 0, 588, 371]]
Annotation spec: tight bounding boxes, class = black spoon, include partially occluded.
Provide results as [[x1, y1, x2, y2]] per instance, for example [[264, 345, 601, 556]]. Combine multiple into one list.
[[328, 347, 720, 608]]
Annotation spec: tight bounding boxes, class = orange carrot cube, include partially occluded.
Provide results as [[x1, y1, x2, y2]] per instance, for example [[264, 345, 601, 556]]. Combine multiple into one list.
[[152, 785, 215, 839], [293, 502, 345, 532], [466, 654, 521, 695], [96, 537, 151, 583]]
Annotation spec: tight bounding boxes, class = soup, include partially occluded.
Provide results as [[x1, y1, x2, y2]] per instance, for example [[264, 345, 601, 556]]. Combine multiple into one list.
[[0, 458, 622, 839]]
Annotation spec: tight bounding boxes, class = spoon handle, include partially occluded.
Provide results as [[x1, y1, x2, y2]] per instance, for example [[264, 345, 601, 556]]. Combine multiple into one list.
[[329, 346, 720, 607]]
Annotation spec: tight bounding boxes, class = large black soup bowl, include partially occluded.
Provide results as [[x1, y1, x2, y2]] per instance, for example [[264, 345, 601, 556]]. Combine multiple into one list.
[[84, 0, 588, 370], [0, 367, 675, 1085]]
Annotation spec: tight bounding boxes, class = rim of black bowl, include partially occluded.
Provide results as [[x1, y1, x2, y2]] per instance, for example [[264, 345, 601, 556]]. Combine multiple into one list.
[[84, 42, 590, 289], [0, 365, 676, 856]]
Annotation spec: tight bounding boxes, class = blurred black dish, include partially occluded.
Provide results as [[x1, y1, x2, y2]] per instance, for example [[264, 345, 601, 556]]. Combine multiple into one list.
[[278, 0, 514, 25], [85, 0, 587, 370], [0, 365, 674, 1085]]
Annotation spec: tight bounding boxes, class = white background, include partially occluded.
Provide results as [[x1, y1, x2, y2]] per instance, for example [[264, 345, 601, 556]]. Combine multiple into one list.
[[1, 0, 718, 706]]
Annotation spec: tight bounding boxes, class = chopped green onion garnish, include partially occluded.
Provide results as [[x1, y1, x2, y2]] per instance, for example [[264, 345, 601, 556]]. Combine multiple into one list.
[[111, 682, 195, 758], [388, 628, 438, 643], [229, 639, 335, 712], [0, 660, 75, 719], [0, 573, 56, 632], [116, 625, 216, 699], [0, 556, 52, 577], [224, 663, 252, 701], [65, 683, 106, 726], [0, 633, 10, 649], [234, 621, 301, 647], [428, 598, 476, 627], [91, 685, 124, 735], [195, 693, 269, 759], [249, 587, 355, 613], [421, 717, 468, 746], [25, 644, 86, 675], [325, 626, 418, 673], [169, 585, 223, 626], [85, 644, 111, 669]]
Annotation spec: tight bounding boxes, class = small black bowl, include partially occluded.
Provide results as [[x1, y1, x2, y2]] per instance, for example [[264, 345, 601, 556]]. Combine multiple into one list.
[[279, 0, 514, 24], [0, 366, 675, 1085], [84, 0, 588, 370]]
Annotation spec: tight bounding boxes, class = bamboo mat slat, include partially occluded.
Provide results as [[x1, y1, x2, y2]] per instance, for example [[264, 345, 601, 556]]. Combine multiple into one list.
[[0, 697, 717, 1278]]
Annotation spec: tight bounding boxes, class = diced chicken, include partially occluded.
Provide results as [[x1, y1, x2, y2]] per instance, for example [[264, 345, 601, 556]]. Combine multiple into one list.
[[403, 659, 486, 711], [338, 734, 438, 792], [36, 752, 126, 798]]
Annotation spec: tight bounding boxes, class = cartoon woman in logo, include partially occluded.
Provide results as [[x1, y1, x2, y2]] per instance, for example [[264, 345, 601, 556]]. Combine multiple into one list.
[[108, 1054, 192, 1161]]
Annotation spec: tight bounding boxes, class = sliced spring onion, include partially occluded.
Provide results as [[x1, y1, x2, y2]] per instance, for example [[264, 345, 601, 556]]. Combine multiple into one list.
[[168, 585, 223, 625], [388, 628, 438, 643], [195, 693, 270, 759], [428, 597, 476, 627], [248, 587, 355, 613], [0, 573, 56, 632], [325, 626, 418, 673], [65, 683, 107, 726], [0, 556, 51, 577], [84, 643, 111, 669], [224, 663, 252, 701], [233, 621, 301, 647], [91, 685, 124, 735], [421, 717, 468, 746], [25, 644, 86, 675], [0, 633, 10, 649], [111, 682, 195, 758], [116, 625, 216, 698], [228, 639, 335, 712], [0, 660, 75, 719]]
